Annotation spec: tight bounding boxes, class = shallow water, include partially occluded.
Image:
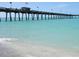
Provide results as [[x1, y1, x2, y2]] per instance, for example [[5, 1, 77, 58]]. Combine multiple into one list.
[[0, 18, 79, 56]]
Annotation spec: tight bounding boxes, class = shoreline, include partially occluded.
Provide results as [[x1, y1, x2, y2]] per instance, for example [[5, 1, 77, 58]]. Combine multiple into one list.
[[0, 42, 21, 57], [0, 38, 79, 57]]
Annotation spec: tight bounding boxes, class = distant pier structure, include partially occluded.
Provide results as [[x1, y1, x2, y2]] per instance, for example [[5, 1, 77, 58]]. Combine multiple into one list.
[[0, 7, 79, 22]]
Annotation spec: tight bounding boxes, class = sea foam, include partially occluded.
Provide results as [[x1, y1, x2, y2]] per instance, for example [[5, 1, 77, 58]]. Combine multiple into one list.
[[0, 38, 17, 43]]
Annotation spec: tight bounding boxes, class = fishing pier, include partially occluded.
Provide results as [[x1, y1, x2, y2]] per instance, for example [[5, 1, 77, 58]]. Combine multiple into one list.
[[0, 7, 79, 22]]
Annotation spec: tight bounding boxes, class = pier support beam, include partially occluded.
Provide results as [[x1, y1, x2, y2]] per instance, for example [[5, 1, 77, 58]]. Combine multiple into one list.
[[22, 13, 24, 21], [71, 16, 73, 19], [37, 14, 39, 20], [9, 12, 12, 21], [57, 15, 59, 19], [67, 16, 69, 19], [0, 12, 1, 22], [53, 15, 55, 19], [45, 14, 46, 20], [41, 14, 43, 20], [74, 16, 76, 19], [58, 15, 60, 19], [32, 14, 35, 20], [18, 13, 20, 21], [61, 16, 63, 19], [25, 13, 27, 20], [60, 16, 62, 19], [0, 18, 1, 22], [64, 16, 66, 19], [51, 15, 52, 19], [78, 16, 79, 19], [56, 15, 58, 19], [59, 15, 61, 19], [53, 15, 54, 19], [68, 16, 70, 19], [48, 15, 49, 19], [64, 16, 65, 19], [54, 15, 56, 19], [5, 12, 8, 22], [28, 13, 29, 20], [14, 13, 16, 21]]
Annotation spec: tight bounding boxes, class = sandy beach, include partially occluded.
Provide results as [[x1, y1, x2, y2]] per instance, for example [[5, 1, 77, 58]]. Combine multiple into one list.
[[0, 38, 79, 57]]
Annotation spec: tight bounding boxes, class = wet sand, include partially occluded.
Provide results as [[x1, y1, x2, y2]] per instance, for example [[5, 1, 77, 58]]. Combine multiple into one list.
[[0, 43, 21, 57]]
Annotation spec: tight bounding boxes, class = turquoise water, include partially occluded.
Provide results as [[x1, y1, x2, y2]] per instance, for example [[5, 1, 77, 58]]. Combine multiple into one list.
[[0, 18, 79, 49]]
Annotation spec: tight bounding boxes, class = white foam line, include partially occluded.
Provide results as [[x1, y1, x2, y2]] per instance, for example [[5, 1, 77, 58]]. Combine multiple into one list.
[[0, 38, 17, 43]]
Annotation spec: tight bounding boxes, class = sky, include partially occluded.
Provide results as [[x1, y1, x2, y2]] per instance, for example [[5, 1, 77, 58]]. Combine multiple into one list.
[[0, 2, 79, 14]]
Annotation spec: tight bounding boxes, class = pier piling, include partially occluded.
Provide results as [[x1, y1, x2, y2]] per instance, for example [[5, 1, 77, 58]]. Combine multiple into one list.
[[0, 7, 78, 22], [28, 13, 29, 20], [9, 12, 12, 21], [5, 12, 8, 22], [22, 13, 24, 21], [32, 14, 34, 20], [14, 13, 16, 21], [41, 14, 43, 20], [18, 13, 20, 21], [45, 14, 46, 20], [25, 13, 27, 20], [37, 14, 39, 20]]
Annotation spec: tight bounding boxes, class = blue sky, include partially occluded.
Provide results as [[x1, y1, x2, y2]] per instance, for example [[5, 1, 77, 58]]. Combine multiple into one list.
[[0, 2, 79, 14]]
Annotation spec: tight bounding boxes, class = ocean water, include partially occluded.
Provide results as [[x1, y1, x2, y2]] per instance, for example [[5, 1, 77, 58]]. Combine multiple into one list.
[[0, 18, 79, 56]]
